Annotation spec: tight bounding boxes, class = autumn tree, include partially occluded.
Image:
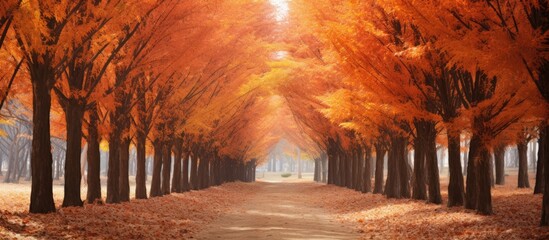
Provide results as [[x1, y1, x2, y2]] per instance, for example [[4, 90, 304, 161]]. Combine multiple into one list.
[[11, 0, 92, 213]]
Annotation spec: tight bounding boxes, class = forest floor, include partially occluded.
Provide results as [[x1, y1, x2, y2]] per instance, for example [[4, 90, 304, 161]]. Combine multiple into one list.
[[0, 180, 259, 239], [304, 174, 548, 239], [1, 172, 548, 239]]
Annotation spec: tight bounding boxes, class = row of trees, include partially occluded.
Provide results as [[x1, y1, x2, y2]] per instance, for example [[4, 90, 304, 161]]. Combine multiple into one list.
[[272, 0, 548, 226], [1, 0, 547, 227], [0, 0, 284, 213]]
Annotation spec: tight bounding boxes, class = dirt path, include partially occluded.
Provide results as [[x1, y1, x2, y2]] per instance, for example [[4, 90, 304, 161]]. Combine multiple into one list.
[[194, 182, 359, 240]]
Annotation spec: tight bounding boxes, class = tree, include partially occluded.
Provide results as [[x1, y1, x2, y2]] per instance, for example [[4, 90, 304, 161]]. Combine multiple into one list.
[[12, 0, 89, 213]]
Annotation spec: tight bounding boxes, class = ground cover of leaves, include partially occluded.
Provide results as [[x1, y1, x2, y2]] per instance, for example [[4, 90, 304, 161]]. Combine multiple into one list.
[[0, 182, 258, 239], [304, 175, 548, 239]]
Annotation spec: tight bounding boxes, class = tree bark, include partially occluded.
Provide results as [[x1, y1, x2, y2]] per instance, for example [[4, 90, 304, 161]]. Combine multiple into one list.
[[327, 139, 336, 185], [327, 150, 334, 185], [374, 143, 385, 194], [171, 138, 182, 193], [119, 138, 131, 202], [29, 68, 56, 213], [465, 134, 481, 210], [385, 137, 401, 198], [343, 152, 351, 188], [412, 124, 427, 200], [135, 130, 147, 199], [397, 137, 411, 198], [426, 124, 442, 204], [314, 158, 320, 182], [489, 154, 495, 187], [362, 146, 372, 193], [494, 145, 505, 185], [476, 144, 493, 215], [321, 153, 328, 183], [161, 141, 172, 195], [62, 101, 84, 207], [198, 152, 210, 189], [534, 129, 545, 194], [447, 130, 464, 207], [149, 139, 163, 197], [540, 124, 549, 226], [181, 150, 190, 192], [190, 151, 199, 190], [339, 153, 344, 186], [336, 150, 344, 186], [106, 127, 121, 204], [353, 148, 361, 191], [86, 107, 102, 203], [517, 140, 530, 188]]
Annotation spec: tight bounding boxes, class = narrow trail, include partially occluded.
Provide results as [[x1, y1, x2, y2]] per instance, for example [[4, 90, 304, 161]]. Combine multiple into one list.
[[194, 181, 359, 240]]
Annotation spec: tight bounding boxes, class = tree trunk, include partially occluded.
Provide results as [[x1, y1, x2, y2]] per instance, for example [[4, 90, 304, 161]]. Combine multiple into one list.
[[540, 124, 549, 226], [190, 152, 199, 190], [211, 154, 218, 185], [62, 101, 84, 207], [534, 129, 545, 194], [353, 148, 360, 191], [385, 137, 401, 198], [489, 154, 495, 187], [447, 130, 464, 207], [198, 153, 210, 189], [252, 159, 256, 181], [86, 107, 102, 203], [327, 139, 336, 185], [362, 146, 372, 193], [135, 131, 147, 199], [517, 140, 530, 188], [397, 137, 411, 198], [342, 151, 350, 188], [119, 138, 131, 202], [494, 145, 505, 185], [106, 128, 121, 204], [313, 158, 320, 182], [465, 134, 481, 210], [336, 151, 343, 186], [374, 143, 385, 194], [348, 151, 354, 189], [149, 140, 163, 197], [426, 124, 442, 204], [161, 141, 172, 195], [29, 70, 56, 213], [321, 153, 328, 183], [327, 150, 334, 185], [171, 139, 182, 193], [181, 150, 190, 192], [353, 148, 361, 191], [412, 124, 427, 200], [476, 144, 493, 215]]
